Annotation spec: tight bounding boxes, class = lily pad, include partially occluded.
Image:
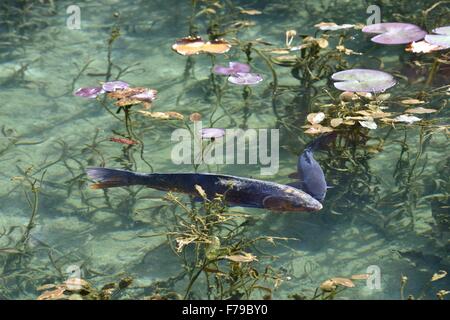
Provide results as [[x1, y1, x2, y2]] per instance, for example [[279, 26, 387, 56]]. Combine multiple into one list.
[[362, 23, 426, 45], [425, 26, 450, 48], [331, 69, 396, 93]]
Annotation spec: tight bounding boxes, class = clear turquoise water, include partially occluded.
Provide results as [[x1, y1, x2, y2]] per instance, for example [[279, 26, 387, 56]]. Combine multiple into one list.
[[0, 0, 449, 299]]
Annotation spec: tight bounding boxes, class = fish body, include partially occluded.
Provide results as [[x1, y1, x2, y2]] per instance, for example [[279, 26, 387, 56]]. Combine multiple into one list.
[[86, 168, 322, 212], [297, 133, 336, 202]]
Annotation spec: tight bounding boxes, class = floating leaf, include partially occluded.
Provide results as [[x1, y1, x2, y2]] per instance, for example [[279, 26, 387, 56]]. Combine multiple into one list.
[[314, 22, 354, 31], [359, 120, 377, 130], [362, 23, 426, 45], [401, 99, 425, 105], [406, 41, 444, 53], [332, 69, 396, 93], [405, 107, 437, 114], [431, 270, 447, 282], [172, 36, 231, 56], [102, 81, 129, 92], [138, 110, 184, 120], [355, 110, 392, 119], [424, 26, 450, 48], [350, 274, 370, 280], [307, 112, 325, 124], [304, 124, 333, 135], [320, 279, 337, 292], [330, 118, 343, 127], [37, 287, 66, 300], [109, 137, 139, 145], [240, 9, 262, 15], [394, 114, 421, 124], [222, 253, 258, 263], [330, 277, 355, 288]]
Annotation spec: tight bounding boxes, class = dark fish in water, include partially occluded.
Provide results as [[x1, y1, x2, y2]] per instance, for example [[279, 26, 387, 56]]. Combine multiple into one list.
[[294, 133, 337, 202], [86, 168, 323, 212]]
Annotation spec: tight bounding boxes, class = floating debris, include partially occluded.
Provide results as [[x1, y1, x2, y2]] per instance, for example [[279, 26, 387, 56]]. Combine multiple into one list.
[[362, 22, 426, 45], [359, 119, 377, 130]]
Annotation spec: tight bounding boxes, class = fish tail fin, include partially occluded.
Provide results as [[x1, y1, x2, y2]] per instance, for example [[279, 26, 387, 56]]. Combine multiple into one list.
[[86, 167, 148, 189], [306, 132, 337, 151]]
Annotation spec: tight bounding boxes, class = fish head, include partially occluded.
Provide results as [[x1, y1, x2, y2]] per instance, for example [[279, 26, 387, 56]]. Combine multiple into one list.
[[263, 187, 323, 212]]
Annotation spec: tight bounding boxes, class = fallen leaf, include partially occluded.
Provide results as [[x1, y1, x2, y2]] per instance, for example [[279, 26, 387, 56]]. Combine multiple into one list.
[[330, 277, 355, 288], [405, 107, 437, 114], [304, 124, 333, 135], [138, 110, 184, 120], [307, 112, 325, 124], [401, 99, 425, 105], [330, 118, 343, 127], [240, 9, 262, 15], [431, 270, 447, 282], [172, 37, 231, 56], [359, 120, 377, 129], [222, 253, 258, 263], [350, 274, 370, 280], [394, 114, 422, 124]]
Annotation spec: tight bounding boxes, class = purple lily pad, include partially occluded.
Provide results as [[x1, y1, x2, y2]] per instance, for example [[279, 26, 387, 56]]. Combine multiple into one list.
[[102, 81, 129, 92], [213, 62, 251, 76], [331, 69, 396, 93], [362, 23, 426, 45], [228, 72, 263, 85], [424, 25, 450, 48], [74, 86, 105, 99], [200, 128, 226, 139]]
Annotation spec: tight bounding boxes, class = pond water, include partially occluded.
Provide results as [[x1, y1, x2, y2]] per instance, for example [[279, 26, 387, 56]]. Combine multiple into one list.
[[0, 0, 449, 300]]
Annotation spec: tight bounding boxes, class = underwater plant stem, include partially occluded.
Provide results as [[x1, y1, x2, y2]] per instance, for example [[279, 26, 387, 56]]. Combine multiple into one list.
[[425, 56, 440, 87]]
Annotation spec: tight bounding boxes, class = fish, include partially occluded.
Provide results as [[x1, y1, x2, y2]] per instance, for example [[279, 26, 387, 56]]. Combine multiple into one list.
[[293, 133, 337, 202], [86, 168, 323, 212]]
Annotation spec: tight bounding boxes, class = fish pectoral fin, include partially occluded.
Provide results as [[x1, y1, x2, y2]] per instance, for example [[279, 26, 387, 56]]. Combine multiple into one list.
[[262, 196, 291, 211]]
